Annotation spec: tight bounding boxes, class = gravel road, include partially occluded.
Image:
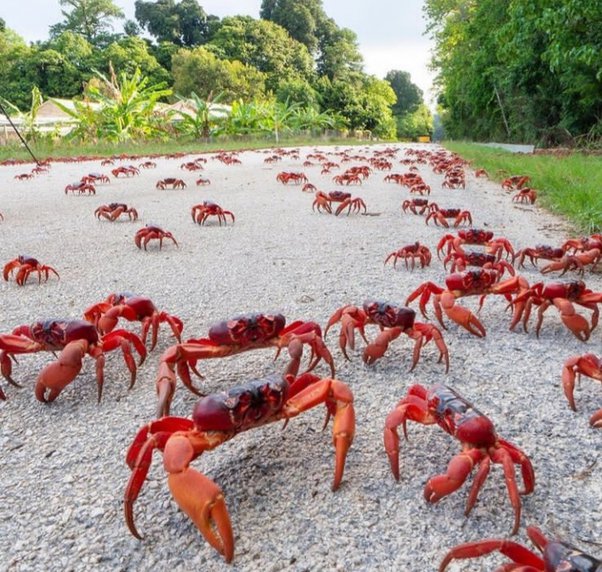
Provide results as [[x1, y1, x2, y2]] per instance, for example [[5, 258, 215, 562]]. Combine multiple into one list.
[[0, 143, 600, 571]]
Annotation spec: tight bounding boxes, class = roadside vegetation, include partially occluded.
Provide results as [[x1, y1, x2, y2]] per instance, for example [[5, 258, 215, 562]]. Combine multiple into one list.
[[0, 0, 431, 142], [445, 142, 602, 233], [425, 0, 602, 147]]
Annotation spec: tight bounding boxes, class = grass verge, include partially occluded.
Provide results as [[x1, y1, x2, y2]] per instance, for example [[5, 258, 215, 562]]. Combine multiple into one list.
[[0, 135, 373, 164], [444, 141, 602, 234]]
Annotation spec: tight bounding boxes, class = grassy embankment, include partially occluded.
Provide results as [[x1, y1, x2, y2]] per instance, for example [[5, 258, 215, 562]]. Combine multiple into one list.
[[0, 136, 369, 164], [444, 142, 602, 234]]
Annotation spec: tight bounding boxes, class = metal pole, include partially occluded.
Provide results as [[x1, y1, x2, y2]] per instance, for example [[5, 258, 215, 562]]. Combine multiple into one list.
[[0, 100, 40, 164]]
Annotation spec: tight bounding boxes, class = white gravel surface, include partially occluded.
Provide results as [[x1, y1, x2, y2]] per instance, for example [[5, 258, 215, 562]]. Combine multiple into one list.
[[0, 143, 600, 571]]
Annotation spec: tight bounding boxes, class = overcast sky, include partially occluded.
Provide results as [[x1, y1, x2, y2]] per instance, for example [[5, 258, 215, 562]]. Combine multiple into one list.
[[4, 0, 436, 102]]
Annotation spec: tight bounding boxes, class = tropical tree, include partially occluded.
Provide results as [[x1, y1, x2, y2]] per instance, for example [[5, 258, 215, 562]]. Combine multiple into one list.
[[385, 70, 423, 116], [49, 0, 125, 45], [134, 0, 218, 46], [260, 0, 323, 53], [95, 36, 171, 86], [171, 46, 267, 101], [208, 16, 315, 91]]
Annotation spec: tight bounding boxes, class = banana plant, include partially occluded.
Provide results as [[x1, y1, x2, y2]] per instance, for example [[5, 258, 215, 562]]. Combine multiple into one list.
[[171, 91, 226, 140], [1, 86, 44, 141], [54, 65, 172, 142]]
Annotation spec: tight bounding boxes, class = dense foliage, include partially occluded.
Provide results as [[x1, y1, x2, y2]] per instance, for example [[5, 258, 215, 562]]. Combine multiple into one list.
[[1, 0, 436, 141], [425, 0, 602, 145]]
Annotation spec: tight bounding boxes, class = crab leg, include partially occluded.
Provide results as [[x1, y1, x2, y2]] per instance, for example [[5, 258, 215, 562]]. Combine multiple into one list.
[[282, 378, 355, 491], [438, 538, 544, 571]]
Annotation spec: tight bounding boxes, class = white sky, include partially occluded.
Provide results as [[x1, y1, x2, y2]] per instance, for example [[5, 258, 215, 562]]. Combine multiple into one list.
[[3, 0, 437, 104]]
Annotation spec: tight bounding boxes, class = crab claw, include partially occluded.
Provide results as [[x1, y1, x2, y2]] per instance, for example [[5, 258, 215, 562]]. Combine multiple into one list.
[[168, 469, 234, 562]]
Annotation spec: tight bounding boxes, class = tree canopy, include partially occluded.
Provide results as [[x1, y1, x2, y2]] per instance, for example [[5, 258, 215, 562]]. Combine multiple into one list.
[[425, 0, 602, 143], [49, 0, 125, 45]]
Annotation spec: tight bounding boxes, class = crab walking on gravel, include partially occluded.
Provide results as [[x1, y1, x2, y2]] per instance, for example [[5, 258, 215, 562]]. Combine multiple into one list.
[[124, 372, 355, 563]]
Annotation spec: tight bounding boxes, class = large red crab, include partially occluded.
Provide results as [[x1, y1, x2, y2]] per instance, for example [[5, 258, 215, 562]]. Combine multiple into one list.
[[3, 255, 60, 286], [439, 525, 601, 571], [438, 229, 515, 261], [510, 280, 602, 341], [94, 203, 138, 222], [325, 300, 449, 372], [191, 201, 235, 226], [312, 191, 367, 216], [83, 292, 183, 351], [401, 198, 431, 215], [153, 313, 336, 417], [124, 372, 355, 562], [406, 270, 529, 337], [0, 319, 146, 402], [135, 225, 178, 250], [156, 178, 186, 190], [384, 242, 432, 270], [384, 384, 535, 536], [562, 353, 602, 428]]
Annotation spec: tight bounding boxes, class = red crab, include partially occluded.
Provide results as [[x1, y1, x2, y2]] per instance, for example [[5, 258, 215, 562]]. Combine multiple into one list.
[[409, 182, 431, 195], [14, 173, 34, 180], [180, 161, 203, 171], [156, 178, 186, 190], [384, 384, 535, 535], [191, 201, 235, 226], [135, 225, 178, 250], [81, 172, 110, 184], [276, 172, 307, 185], [443, 251, 515, 276], [439, 525, 601, 571], [195, 177, 210, 186], [406, 270, 529, 337], [502, 175, 530, 191], [515, 245, 566, 269], [425, 204, 473, 228], [153, 313, 335, 417], [540, 249, 601, 277], [124, 372, 355, 562], [112, 165, 139, 177], [401, 198, 430, 215], [325, 300, 449, 372], [84, 292, 183, 351], [312, 191, 367, 216], [562, 353, 602, 428], [3, 255, 60, 286], [94, 203, 138, 222], [65, 181, 96, 195], [0, 319, 146, 402], [563, 234, 602, 254], [384, 242, 432, 270], [513, 187, 537, 204], [0, 211, 3, 221], [333, 173, 362, 186], [438, 229, 515, 261], [510, 280, 602, 341], [139, 161, 156, 169]]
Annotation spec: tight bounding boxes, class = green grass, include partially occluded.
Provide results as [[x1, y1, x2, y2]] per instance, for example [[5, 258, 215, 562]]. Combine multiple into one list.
[[0, 134, 374, 164], [444, 141, 602, 234]]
